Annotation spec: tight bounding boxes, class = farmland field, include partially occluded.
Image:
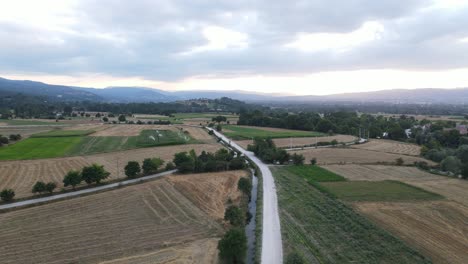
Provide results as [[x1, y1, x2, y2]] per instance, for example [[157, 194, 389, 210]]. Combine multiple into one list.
[[235, 134, 357, 149], [0, 143, 223, 199], [223, 125, 323, 140], [291, 147, 434, 165], [168, 170, 248, 219], [272, 166, 430, 263], [321, 180, 442, 202], [283, 165, 346, 182], [323, 164, 468, 206], [355, 201, 468, 264], [351, 139, 421, 156], [0, 177, 223, 264], [0, 128, 194, 160]]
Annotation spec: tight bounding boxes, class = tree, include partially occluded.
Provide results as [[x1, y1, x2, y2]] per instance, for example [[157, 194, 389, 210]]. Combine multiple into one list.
[[229, 157, 246, 170], [118, 114, 126, 123], [395, 157, 404, 166], [63, 170, 82, 190], [286, 252, 305, 264], [165, 162, 176, 170], [125, 161, 141, 178], [0, 189, 15, 202], [102, 117, 109, 122], [142, 158, 164, 175], [238, 177, 252, 198], [216, 124, 222, 132], [461, 163, 468, 179], [291, 153, 305, 165], [224, 205, 245, 226], [81, 164, 110, 184], [173, 152, 194, 173], [441, 156, 461, 174], [32, 181, 46, 194], [45, 182, 57, 193], [212, 115, 227, 123], [0, 136, 9, 144], [218, 228, 247, 264]]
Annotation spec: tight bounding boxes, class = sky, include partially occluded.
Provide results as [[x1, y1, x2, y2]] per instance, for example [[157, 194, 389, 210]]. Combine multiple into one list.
[[1, 0, 468, 95]]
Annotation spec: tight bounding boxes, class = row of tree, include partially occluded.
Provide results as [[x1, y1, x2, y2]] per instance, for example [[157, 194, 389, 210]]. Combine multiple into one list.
[[0, 134, 21, 147], [173, 149, 247, 173], [247, 138, 304, 165]]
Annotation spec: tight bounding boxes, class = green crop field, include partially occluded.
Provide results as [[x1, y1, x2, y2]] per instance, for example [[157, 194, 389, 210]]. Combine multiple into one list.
[[321, 180, 443, 202], [223, 125, 323, 140], [285, 165, 346, 182], [31, 130, 95, 138], [272, 166, 431, 264], [0, 130, 192, 160], [0, 137, 83, 160], [2, 119, 61, 126]]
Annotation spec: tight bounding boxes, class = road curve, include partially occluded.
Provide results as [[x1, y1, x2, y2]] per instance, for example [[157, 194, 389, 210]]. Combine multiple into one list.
[[0, 170, 176, 211], [209, 128, 283, 264]]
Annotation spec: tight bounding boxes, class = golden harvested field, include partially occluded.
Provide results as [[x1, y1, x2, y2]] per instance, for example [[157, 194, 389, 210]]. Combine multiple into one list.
[[351, 139, 421, 156], [236, 134, 357, 149], [100, 238, 219, 264], [354, 201, 468, 264], [168, 170, 247, 220], [0, 143, 223, 199], [0, 178, 222, 264], [323, 164, 468, 205], [91, 124, 178, 137], [291, 148, 433, 165], [0, 126, 53, 138]]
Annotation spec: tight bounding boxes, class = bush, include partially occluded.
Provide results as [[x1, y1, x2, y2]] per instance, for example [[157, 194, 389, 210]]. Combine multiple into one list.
[[0, 189, 15, 202], [165, 162, 176, 170], [102, 117, 109, 122], [45, 182, 57, 193], [124, 161, 141, 178], [224, 205, 245, 226], [32, 181, 47, 194], [142, 157, 164, 175], [291, 153, 305, 165], [218, 228, 247, 263], [238, 177, 252, 198], [441, 156, 462, 174], [310, 158, 317, 165], [395, 157, 404, 166], [9, 134, 21, 141], [63, 170, 82, 190], [0, 136, 9, 144]]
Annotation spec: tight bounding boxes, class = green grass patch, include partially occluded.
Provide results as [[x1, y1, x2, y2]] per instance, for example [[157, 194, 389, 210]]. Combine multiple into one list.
[[31, 130, 95, 138], [285, 165, 346, 182], [272, 166, 431, 264], [223, 125, 323, 140], [321, 180, 443, 202], [0, 137, 83, 160]]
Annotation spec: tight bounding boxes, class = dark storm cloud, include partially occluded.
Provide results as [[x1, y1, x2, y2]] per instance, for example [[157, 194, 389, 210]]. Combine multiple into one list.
[[1, 0, 467, 80]]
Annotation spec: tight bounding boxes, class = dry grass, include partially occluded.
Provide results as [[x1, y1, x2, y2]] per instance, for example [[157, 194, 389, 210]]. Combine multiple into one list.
[[236, 134, 357, 149], [168, 170, 247, 220], [291, 148, 433, 165], [100, 238, 219, 264], [176, 126, 215, 143], [0, 178, 221, 264], [0, 127, 53, 138], [91, 124, 178, 137], [0, 143, 223, 199], [322, 164, 468, 206], [352, 139, 421, 156], [354, 201, 468, 264]]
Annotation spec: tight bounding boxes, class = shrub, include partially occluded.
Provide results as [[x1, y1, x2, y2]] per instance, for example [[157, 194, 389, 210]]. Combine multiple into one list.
[[395, 157, 404, 166], [32, 181, 47, 194], [165, 162, 176, 170], [218, 228, 247, 263], [286, 252, 305, 264], [310, 158, 317, 165], [291, 153, 305, 165], [142, 157, 164, 175], [224, 205, 245, 226], [0, 189, 15, 202], [0, 136, 8, 144], [45, 182, 57, 193], [238, 177, 252, 198]]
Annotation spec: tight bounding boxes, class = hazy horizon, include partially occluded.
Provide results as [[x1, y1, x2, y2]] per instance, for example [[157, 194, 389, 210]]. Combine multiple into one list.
[[2, 0, 468, 95]]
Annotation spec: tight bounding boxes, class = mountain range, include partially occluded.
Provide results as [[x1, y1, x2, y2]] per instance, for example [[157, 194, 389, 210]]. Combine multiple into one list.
[[1, 76, 468, 104]]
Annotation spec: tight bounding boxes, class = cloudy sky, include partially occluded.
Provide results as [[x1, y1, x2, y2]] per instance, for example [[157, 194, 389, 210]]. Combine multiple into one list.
[[1, 0, 468, 95]]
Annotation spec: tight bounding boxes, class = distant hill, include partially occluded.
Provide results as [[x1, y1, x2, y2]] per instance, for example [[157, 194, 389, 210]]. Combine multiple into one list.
[[1, 76, 468, 104], [0, 77, 101, 101]]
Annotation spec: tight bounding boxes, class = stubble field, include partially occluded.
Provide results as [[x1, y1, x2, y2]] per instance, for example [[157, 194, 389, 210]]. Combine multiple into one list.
[[0, 143, 223, 199], [236, 134, 357, 149], [0, 169, 245, 263], [351, 139, 421, 156]]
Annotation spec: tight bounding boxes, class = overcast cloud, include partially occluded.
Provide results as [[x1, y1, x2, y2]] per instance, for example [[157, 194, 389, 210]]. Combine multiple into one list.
[[1, 0, 468, 94]]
